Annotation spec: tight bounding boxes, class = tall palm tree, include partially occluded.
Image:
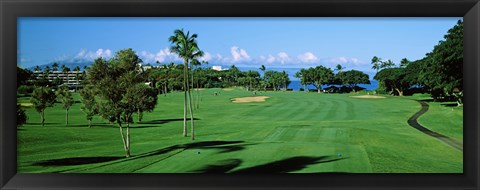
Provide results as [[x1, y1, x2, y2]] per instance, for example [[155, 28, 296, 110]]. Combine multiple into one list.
[[169, 29, 204, 140], [44, 66, 51, 81], [73, 66, 81, 91], [259, 65, 266, 91], [61, 64, 70, 85], [371, 56, 382, 74], [52, 62, 59, 82]]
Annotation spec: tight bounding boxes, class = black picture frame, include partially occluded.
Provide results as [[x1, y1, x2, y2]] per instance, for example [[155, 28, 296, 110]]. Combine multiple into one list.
[[1, 0, 479, 189]]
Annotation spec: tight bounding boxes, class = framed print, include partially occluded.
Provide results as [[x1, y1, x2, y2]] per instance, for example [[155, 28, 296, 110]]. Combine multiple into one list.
[[1, 0, 479, 189]]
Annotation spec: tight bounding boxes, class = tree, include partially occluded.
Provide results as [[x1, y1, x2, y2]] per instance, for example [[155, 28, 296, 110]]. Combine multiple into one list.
[[295, 68, 311, 92], [334, 64, 345, 73], [374, 68, 409, 96], [30, 86, 56, 127], [56, 85, 74, 126], [169, 29, 204, 140], [88, 48, 155, 157], [34, 65, 41, 72], [73, 66, 81, 91], [400, 58, 410, 68], [79, 85, 98, 128], [308, 66, 334, 93], [380, 59, 395, 69], [43, 66, 51, 80], [420, 20, 463, 105], [245, 70, 260, 91], [17, 104, 27, 127], [128, 84, 158, 122], [52, 62, 59, 84], [17, 66, 32, 87], [336, 70, 370, 92], [371, 56, 382, 74], [259, 65, 267, 91], [61, 64, 70, 84]]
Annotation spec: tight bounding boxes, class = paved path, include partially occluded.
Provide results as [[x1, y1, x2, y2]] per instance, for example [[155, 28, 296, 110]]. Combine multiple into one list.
[[407, 100, 463, 151]]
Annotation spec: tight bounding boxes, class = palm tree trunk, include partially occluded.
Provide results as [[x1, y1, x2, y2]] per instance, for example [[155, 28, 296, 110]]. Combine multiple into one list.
[[191, 68, 195, 110], [183, 61, 188, 137], [88, 119, 92, 128], [186, 66, 195, 140], [196, 77, 200, 109]]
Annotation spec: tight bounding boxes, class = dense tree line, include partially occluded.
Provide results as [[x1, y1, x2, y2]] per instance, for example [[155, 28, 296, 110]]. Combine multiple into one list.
[[295, 66, 370, 93], [373, 20, 463, 106]]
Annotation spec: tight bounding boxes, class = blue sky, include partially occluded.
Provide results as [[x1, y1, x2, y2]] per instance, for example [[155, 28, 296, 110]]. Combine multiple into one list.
[[18, 17, 460, 75]]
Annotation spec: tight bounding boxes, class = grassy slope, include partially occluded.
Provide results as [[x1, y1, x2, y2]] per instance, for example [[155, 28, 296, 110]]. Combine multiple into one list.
[[17, 89, 463, 173]]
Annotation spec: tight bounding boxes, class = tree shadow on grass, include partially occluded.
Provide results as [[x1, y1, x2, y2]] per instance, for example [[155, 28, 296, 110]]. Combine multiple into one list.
[[190, 156, 347, 173], [33, 156, 124, 166], [192, 159, 243, 173], [138, 118, 200, 125], [137, 141, 250, 159], [233, 156, 346, 173]]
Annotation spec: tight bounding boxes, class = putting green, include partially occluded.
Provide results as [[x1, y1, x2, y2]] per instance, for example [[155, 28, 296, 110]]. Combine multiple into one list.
[[17, 88, 463, 173]]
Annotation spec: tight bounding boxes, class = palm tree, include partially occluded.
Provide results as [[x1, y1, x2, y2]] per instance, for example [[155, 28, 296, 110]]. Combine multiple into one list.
[[371, 56, 382, 74], [259, 65, 266, 91], [61, 64, 70, 85], [73, 66, 81, 91], [52, 62, 59, 82], [381, 59, 395, 69], [400, 58, 410, 68], [34, 65, 41, 79], [44, 66, 51, 81], [169, 29, 204, 140], [335, 64, 345, 73]]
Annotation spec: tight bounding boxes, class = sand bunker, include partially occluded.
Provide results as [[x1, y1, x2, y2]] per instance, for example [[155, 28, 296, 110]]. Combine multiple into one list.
[[18, 103, 33, 107], [223, 88, 234, 91], [350, 95, 386, 99], [231, 96, 270, 103]]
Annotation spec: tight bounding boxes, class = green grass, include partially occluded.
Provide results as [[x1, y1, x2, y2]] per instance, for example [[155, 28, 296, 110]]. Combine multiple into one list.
[[17, 88, 463, 173]]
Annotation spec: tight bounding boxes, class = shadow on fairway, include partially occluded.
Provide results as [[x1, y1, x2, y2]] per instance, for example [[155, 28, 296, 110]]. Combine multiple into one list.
[[191, 156, 346, 173], [233, 156, 346, 173], [138, 118, 200, 125], [34, 156, 124, 166], [192, 159, 243, 173], [137, 141, 249, 159]]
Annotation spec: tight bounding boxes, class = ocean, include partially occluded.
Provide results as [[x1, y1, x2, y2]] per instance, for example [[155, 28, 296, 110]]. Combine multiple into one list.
[[287, 80, 379, 92]]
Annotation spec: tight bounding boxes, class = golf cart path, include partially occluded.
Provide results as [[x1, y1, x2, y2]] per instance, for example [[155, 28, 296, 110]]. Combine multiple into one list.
[[407, 100, 463, 151]]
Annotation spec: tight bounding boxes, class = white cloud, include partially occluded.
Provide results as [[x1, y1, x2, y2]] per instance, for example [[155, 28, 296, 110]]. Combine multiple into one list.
[[297, 52, 318, 63], [277, 52, 290, 64], [138, 48, 181, 63], [200, 52, 212, 62], [329, 57, 363, 66], [230, 46, 250, 62], [96, 49, 112, 58]]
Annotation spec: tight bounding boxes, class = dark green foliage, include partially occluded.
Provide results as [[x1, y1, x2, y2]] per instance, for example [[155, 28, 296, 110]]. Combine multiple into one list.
[[56, 85, 74, 126], [87, 48, 157, 157], [30, 86, 57, 127], [337, 70, 370, 91], [17, 104, 27, 127], [417, 20, 463, 104], [79, 85, 98, 127], [17, 66, 33, 87], [307, 66, 334, 93]]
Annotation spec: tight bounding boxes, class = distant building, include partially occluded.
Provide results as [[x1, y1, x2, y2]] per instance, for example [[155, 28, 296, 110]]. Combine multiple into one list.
[[32, 71, 84, 88]]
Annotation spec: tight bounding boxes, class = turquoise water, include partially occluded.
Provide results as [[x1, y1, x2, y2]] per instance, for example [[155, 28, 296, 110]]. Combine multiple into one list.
[[287, 80, 378, 91]]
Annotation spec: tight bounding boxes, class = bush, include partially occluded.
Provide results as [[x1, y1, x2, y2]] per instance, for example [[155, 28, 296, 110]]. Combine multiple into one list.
[[374, 86, 387, 94], [17, 85, 35, 95], [17, 104, 27, 127]]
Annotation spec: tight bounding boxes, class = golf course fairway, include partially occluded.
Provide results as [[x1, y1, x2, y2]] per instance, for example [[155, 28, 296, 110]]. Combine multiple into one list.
[[17, 88, 463, 173]]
